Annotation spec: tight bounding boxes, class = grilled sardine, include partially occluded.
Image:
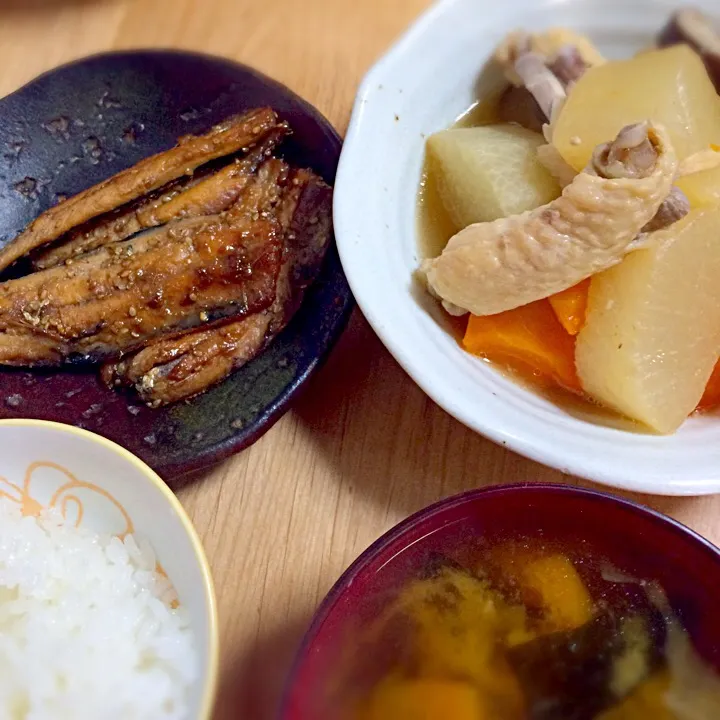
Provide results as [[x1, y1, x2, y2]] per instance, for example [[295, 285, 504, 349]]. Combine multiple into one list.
[[0, 107, 280, 271], [103, 169, 333, 405], [0, 215, 282, 365], [33, 125, 289, 270]]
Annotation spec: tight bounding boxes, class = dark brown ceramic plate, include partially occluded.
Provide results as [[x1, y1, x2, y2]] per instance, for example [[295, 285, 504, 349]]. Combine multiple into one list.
[[0, 50, 352, 483]]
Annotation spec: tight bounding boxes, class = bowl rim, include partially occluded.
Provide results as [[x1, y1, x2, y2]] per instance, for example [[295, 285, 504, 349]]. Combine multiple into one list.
[[0, 418, 220, 719], [281, 482, 720, 714], [333, 0, 720, 496]]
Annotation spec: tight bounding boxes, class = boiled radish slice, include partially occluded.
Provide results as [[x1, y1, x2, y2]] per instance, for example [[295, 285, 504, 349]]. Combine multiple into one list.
[[576, 207, 720, 433]]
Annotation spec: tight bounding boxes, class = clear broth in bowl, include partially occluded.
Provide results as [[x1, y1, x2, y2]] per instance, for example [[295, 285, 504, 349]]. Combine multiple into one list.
[[417, 101, 499, 261]]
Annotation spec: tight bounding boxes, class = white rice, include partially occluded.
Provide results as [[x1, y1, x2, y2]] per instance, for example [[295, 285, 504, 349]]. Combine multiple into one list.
[[0, 496, 197, 719]]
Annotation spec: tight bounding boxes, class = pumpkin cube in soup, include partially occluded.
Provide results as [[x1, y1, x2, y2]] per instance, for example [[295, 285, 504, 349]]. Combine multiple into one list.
[[403, 569, 528, 716], [362, 679, 483, 720], [520, 555, 593, 632], [553, 45, 720, 171], [409, 570, 522, 676], [426, 124, 560, 229]]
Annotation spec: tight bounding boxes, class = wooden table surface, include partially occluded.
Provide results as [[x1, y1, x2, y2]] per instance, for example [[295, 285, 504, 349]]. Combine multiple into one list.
[[3, 0, 720, 717]]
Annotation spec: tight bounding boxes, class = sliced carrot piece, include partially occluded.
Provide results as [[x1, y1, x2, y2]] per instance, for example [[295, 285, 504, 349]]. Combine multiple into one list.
[[463, 279, 720, 407], [463, 300, 580, 392], [548, 280, 590, 336], [698, 360, 720, 410]]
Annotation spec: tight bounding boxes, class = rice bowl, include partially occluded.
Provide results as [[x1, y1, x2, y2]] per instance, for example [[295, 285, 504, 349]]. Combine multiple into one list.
[[0, 420, 218, 719]]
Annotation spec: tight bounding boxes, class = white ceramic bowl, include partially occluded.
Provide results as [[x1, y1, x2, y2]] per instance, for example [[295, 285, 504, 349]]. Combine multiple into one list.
[[335, 0, 720, 496], [0, 419, 219, 717]]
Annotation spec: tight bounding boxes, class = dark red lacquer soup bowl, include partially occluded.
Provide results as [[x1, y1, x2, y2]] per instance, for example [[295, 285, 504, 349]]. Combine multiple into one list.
[[281, 484, 720, 719]]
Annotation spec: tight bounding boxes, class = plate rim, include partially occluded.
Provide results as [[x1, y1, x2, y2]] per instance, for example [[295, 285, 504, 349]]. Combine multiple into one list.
[[0, 48, 354, 479]]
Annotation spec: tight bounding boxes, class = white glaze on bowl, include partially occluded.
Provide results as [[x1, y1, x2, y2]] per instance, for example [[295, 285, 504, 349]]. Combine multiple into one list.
[[335, 0, 720, 495]]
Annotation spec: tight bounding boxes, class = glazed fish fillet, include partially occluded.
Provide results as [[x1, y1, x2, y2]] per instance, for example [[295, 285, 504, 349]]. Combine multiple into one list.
[[227, 157, 290, 221], [103, 168, 333, 405], [422, 122, 678, 316], [0, 107, 280, 271], [33, 125, 289, 270], [102, 312, 273, 406], [0, 214, 282, 365]]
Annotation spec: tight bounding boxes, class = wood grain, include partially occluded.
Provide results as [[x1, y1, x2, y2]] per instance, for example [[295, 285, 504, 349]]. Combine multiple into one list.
[[2, 2, 720, 718]]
